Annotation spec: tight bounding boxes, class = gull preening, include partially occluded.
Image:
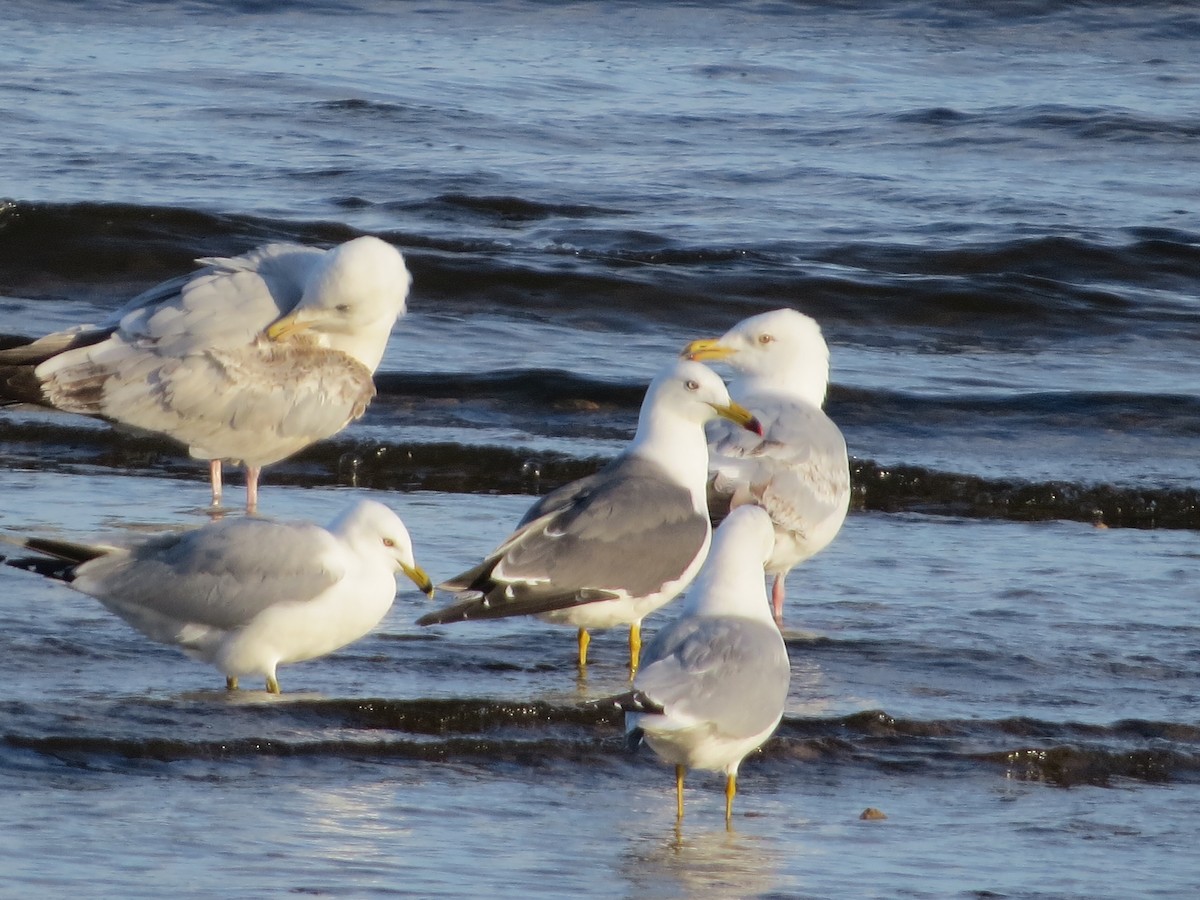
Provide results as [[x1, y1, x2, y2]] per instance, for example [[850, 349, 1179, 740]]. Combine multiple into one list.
[[615, 504, 791, 825], [0, 236, 412, 512], [417, 359, 763, 675], [684, 308, 850, 624], [2, 499, 433, 693]]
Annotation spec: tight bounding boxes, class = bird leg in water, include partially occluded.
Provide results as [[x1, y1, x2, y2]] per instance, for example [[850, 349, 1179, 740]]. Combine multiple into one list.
[[771, 575, 786, 626], [245, 465, 262, 514], [577, 627, 591, 669], [266, 674, 280, 694], [628, 621, 642, 679], [209, 460, 224, 508], [725, 773, 737, 828], [225, 675, 239, 691], [676, 765, 686, 820]]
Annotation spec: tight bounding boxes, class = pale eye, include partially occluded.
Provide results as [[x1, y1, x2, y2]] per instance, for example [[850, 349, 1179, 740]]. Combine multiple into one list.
[[685, 379, 700, 391], [757, 333, 774, 345], [382, 537, 396, 548]]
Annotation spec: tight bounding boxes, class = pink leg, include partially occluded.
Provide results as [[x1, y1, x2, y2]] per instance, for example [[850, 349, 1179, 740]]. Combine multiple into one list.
[[771, 574, 786, 627], [209, 459, 223, 508], [245, 465, 261, 514]]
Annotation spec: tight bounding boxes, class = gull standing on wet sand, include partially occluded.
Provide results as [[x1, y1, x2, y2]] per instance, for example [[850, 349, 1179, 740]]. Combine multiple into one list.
[[417, 359, 763, 676], [0, 236, 411, 512], [615, 504, 791, 826], [684, 308, 850, 625], [1, 499, 433, 693]]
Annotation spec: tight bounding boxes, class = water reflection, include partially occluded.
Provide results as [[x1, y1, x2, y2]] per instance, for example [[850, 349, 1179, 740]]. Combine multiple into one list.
[[622, 824, 791, 899]]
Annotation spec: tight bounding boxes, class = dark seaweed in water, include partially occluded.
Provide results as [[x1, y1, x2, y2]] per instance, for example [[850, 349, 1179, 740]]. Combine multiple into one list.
[[2, 397, 1198, 529], [2, 0, 1200, 892], [851, 460, 1200, 529], [6, 697, 1198, 787]]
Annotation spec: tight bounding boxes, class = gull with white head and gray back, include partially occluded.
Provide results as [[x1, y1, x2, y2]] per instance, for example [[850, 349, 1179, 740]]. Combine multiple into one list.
[[2, 499, 433, 693], [0, 236, 411, 512], [417, 359, 763, 676], [614, 504, 791, 826], [684, 308, 850, 625]]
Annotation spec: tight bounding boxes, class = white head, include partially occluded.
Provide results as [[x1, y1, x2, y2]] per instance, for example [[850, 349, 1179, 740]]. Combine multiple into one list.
[[328, 499, 433, 596], [685, 504, 777, 620], [267, 236, 412, 371], [636, 359, 762, 437], [683, 308, 831, 407]]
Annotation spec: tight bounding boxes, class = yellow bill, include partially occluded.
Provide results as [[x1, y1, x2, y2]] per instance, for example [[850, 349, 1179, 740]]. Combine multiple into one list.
[[710, 399, 763, 436], [682, 337, 735, 362], [402, 562, 435, 598]]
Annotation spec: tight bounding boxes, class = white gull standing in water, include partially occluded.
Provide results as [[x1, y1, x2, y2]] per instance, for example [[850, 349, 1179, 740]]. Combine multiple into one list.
[[684, 308, 850, 625], [2, 499, 433, 693], [615, 504, 791, 826], [417, 359, 763, 676], [0, 236, 411, 512]]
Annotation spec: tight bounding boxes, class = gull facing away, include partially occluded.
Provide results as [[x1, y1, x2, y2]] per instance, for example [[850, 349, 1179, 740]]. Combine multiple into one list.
[[614, 504, 791, 826], [684, 308, 850, 625], [2, 499, 433, 693], [417, 360, 763, 675], [0, 236, 411, 512]]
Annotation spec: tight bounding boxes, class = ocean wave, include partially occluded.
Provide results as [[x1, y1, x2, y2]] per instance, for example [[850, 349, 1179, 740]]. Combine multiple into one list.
[[3, 378, 1200, 526], [4, 200, 1197, 343], [832, 387, 1200, 438], [894, 103, 1200, 145], [6, 700, 1198, 786]]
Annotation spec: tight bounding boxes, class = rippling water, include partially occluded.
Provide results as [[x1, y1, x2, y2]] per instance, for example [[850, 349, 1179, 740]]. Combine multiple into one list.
[[2, 0, 1199, 897]]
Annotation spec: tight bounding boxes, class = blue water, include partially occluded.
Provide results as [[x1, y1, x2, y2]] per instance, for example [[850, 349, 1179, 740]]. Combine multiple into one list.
[[2, 1, 1200, 897]]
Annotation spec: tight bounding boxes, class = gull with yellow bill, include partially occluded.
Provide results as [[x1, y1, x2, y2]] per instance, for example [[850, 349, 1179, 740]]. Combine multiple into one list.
[[0, 236, 411, 512], [684, 308, 850, 625], [2, 499, 433, 693], [613, 504, 791, 826], [418, 359, 763, 676]]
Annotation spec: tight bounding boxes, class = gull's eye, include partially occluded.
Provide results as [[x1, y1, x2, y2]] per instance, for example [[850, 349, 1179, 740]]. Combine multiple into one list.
[[335, 303, 352, 313], [685, 379, 700, 391], [757, 333, 774, 345], [382, 537, 396, 548]]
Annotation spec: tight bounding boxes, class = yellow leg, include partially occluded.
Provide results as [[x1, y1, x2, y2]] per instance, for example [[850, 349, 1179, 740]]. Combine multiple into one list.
[[225, 675, 239, 691], [577, 628, 591, 669], [725, 773, 737, 827], [628, 621, 642, 679], [676, 765, 686, 821], [266, 674, 280, 694]]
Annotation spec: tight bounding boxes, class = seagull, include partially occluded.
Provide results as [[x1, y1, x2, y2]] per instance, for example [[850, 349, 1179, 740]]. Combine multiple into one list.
[[0, 236, 411, 512], [2, 499, 433, 693], [613, 504, 791, 826], [417, 359, 763, 676], [683, 308, 850, 625]]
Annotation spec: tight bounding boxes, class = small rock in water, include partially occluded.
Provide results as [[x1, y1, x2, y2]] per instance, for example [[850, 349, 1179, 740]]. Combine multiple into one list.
[[859, 807, 888, 821]]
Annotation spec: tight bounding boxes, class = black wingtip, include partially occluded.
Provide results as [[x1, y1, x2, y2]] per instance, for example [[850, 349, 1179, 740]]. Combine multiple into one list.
[[582, 689, 664, 716], [625, 726, 645, 753], [4, 556, 78, 582], [415, 594, 487, 626]]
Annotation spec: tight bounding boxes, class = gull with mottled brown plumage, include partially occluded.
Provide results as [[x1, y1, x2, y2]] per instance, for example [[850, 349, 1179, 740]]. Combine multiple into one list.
[[684, 308, 850, 625], [0, 236, 411, 512]]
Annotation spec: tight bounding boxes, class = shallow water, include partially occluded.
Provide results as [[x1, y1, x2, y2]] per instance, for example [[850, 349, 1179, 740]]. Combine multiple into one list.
[[2, 0, 1200, 897]]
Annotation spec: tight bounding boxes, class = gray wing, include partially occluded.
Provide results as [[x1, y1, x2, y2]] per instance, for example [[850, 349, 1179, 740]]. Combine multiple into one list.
[[93, 341, 375, 464], [708, 390, 850, 534], [72, 518, 346, 631], [635, 615, 791, 739], [116, 244, 323, 354], [419, 456, 709, 623]]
